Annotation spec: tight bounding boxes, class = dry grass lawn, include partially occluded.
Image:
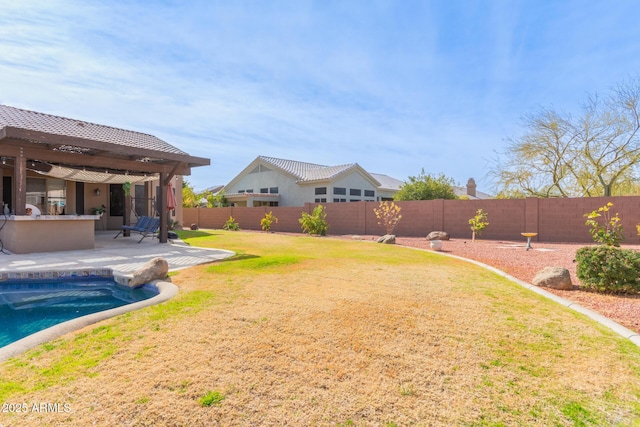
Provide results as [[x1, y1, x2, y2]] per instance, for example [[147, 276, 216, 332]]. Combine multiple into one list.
[[1, 230, 640, 426]]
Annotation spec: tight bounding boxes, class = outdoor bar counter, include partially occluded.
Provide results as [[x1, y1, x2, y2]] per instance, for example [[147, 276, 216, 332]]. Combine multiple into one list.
[[0, 215, 100, 254]]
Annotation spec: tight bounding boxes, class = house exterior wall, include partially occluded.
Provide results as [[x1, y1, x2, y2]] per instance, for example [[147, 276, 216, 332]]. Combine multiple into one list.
[[226, 169, 305, 206], [227, 168, 381, 207], [0, 169, 184, 231], [184, 195, 640, 244], [323, 173, 378, 203], [377, 189, 396, 200]]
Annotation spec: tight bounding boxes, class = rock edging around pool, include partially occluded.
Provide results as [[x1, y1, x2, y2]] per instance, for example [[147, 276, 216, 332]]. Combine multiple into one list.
[[0, 279, 178, 362]]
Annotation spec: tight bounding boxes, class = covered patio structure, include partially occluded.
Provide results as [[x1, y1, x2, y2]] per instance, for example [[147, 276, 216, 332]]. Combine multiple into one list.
[[0, 105, 209, 252]]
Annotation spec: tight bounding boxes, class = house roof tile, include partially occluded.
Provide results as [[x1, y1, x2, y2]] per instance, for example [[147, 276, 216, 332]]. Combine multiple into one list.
[[370, 173, 404, 191], [258, 156, 358, 182], [0, 105, 187, 156]]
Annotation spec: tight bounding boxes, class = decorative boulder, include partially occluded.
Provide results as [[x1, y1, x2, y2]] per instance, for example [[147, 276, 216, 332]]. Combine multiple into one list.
[[427, 231, 450, 241], [190, 223, 199, 230], [128, 257, 169, 288], [532, 267, 573, 290], [377, 234, 396, 244]]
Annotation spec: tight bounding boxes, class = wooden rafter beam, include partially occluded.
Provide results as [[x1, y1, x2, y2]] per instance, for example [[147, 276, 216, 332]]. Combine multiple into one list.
[[1, 126, 209, 166], [0, 140, 194, 175]]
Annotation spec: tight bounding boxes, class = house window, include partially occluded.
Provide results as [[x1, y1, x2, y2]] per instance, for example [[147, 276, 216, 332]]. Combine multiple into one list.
[[27, 178, 67, 215], [26, 178, 45, 213], [134, 184, 147, 217], [110, 184, 125, 217], [350, 189, 361, 196], [238, 190, 245, 194], [333, 198, 346, 203], [269, 187, 279, 194], [260, 188, 268, 193], [255, 201, 279, 207], [364, 190, 375, 197], [333, 187, 346, 195], [350, 199, 360, 202], [246, 189, 253, 193], [315, 187, 327, 195], [315, 198, 326, 203]]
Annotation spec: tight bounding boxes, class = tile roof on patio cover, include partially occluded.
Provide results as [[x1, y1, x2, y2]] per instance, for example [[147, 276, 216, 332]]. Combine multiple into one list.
[[0, 105, 186, 156]]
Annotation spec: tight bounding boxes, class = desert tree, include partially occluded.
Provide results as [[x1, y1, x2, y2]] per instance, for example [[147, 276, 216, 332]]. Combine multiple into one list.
[[373, 201, 402, 235], [492, 77, 640, 197]]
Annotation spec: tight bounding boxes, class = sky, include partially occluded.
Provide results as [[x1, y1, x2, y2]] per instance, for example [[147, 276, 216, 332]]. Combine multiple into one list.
[[1, 1, 639, 193]]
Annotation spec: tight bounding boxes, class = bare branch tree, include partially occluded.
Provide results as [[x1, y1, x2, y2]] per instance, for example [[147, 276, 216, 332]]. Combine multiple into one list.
[[491, 76, 640, 197]]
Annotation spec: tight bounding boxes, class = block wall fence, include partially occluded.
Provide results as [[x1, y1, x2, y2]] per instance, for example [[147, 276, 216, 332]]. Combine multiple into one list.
[[183, 196, 640, 243]]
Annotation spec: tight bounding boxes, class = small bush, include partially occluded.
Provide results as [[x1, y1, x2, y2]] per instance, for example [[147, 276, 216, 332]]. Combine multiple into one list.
[[584, 202, 624, 247], [374, 201, 402, 235], [468, 209, 489, 242], [575, 246, 640, 293], [299, 205, 328, 236], [199, 390, 225, 407], [260, 211, 278, 232], [223, 216, 240, 231]]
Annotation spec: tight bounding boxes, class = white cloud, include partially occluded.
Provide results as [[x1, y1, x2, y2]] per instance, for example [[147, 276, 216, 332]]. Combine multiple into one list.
[[2, 0, 640, 193]]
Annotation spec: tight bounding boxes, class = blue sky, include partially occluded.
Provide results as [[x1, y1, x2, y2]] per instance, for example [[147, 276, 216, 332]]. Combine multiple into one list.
[[1, 1, 639, 192]]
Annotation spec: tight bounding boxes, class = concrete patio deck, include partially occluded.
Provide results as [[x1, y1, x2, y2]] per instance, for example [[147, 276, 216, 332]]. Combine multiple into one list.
[[0, 230, 234, 274]]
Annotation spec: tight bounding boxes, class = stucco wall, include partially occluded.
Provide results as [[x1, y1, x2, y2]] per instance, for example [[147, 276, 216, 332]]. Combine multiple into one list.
[[0, 216, 96, 253]]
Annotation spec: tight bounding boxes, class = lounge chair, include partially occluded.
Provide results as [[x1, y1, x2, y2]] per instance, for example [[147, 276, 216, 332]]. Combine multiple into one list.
[[113, 216, 160, 243]]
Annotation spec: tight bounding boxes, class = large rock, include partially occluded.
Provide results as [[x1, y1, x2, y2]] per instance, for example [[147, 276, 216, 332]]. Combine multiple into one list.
[[377, 234, 396, 244], [532, 267, 573, 290], [128, 257, 169, 288], [426, 231, 450, 241]]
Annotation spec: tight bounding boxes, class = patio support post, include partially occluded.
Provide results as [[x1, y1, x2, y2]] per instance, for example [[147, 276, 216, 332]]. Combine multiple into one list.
[[159, 171, 168, 243], [0, 164, 3, 206], [14, 149, 26, 215]]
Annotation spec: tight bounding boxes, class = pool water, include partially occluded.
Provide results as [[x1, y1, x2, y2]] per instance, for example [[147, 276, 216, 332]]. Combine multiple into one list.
[[0, 278, 158, 348]]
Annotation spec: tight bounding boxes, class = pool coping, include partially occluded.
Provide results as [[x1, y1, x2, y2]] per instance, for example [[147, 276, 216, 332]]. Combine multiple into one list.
[[0, 268, 114, 282], [0, 278, 178, 362]]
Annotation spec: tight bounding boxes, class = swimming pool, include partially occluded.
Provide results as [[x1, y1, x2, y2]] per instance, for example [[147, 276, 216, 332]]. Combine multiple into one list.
[[0, 277, 158, 348]]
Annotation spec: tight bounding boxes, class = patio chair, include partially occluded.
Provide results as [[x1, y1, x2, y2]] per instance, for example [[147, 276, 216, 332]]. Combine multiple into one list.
[[113, 216, 160, 243]]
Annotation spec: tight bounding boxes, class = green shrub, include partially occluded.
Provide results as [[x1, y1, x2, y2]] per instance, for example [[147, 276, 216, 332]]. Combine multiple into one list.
[[299, 205, 328, 236], [575, 246, 640, 293], [199, 390, 225, 406], [223, 216, 240, 231], [584, 202, 624, 247], [260, 211, 278, 232], [468, 208, 489, 242]]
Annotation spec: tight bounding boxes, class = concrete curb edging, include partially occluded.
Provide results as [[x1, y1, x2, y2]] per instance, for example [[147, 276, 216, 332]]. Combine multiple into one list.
[[0, 280, 179, 362], [414, 247, 640, 348]]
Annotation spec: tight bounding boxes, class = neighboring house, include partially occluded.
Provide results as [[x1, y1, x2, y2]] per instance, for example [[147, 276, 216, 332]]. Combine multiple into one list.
[[223, 156, 404, 207], [222, 156, 490, 207], [0, 104, 209, 250], [454, 178, 492, 200]]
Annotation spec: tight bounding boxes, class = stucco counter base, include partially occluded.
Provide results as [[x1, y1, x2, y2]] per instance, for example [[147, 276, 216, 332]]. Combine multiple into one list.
[[0, 215, 99, 254]]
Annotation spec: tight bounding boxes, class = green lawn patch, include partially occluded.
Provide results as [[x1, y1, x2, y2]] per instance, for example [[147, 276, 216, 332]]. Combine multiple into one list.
[[1, 230, 639, 426]]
